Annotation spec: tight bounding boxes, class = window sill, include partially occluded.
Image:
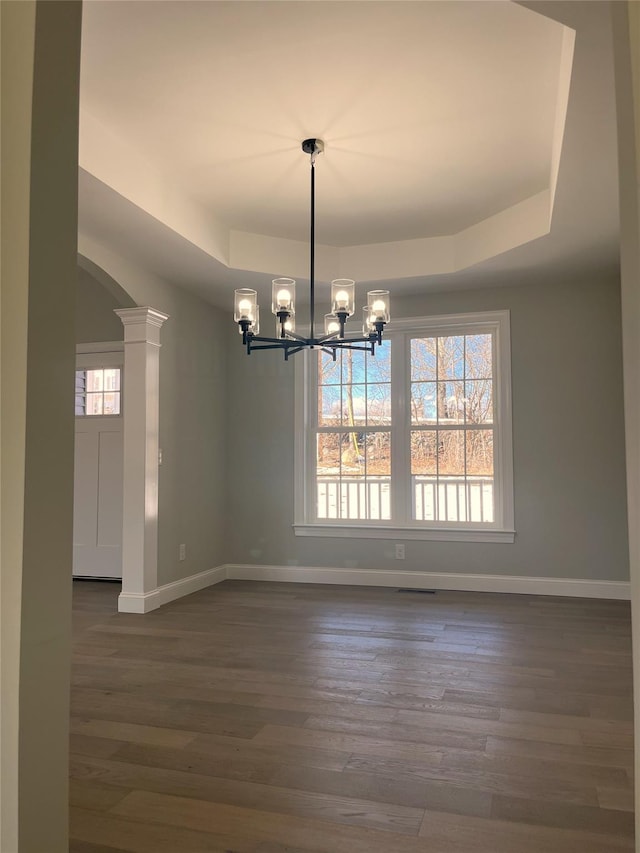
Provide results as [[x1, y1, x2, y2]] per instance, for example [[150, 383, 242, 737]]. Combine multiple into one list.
[[293, 524, 515, 543]]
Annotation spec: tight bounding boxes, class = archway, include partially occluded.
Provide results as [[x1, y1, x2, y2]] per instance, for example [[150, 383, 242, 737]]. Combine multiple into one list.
[[75, 255, 168, 613]]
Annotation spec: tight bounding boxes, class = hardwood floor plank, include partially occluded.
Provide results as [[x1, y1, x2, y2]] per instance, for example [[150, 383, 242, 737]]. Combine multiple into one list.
[[597, 786, 635, 812], [106, 774, 424, 835], [486, 734, 634, 768], [71, 719, 198, 749], [252, 723, 448, 763], [355, 689, 498, 718], [189, 732, 352, 771], [302, 714, 488, 751], [71, 806, 246, 853], [418, 808, 634, 853], [69, 838, 131, 853], [344, 754, 601, 806], [490, 793, 634, 837], [499, 707, 634, 733], [438, 746, 631, 788], [69, 779, 131, 812], [106, 791, 430, 852], [268, 762, 492, 817], [580, 728, 635, 749], [70, 733, 125, 759], [394, 708, 582, 745]]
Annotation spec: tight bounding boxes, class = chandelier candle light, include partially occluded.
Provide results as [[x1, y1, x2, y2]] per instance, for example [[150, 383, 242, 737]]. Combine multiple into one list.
[[234, 139, 390, 359]]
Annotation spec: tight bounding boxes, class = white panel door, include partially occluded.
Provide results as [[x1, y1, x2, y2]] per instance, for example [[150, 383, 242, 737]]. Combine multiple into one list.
[[73, 416, 123, 578]]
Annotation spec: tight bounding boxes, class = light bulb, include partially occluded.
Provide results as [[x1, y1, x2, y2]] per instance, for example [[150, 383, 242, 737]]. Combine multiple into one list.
[[335, 290, 349, 308], [327, 320, 340, 334], [277, 289, 291, 308], [372, 299, 386, 314], [238, 299, 252, 317], [284, 320, 293, 332]]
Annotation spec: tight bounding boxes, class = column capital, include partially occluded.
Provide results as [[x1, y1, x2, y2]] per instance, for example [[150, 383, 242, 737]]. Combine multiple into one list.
[[115, 307, 169, 345]]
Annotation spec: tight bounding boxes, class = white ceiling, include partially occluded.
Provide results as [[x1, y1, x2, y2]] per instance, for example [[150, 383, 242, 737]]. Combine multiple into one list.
[[78, 1, 620, 307]]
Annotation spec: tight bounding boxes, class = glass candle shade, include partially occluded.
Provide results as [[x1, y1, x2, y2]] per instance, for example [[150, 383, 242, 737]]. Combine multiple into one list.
[[367, 290, 390, 323], [331, 279, 355, 317], [363, 306, 374, 336], [277, 315, 296, 337], [324, 314, 341, 337], [234, 288, 258, 324], [272, 277, 296, 315]]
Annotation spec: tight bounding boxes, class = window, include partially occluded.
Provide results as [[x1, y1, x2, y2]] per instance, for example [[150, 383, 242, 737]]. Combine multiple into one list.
[[316, 342, 392, 520], [295, 311, 514, 542], [75, 368, 122, 416]]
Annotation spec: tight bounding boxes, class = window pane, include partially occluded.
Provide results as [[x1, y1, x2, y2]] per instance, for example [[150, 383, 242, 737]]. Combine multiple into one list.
[[411, 338, 436, 381], [465, 380, 493, 424], [411, 430, 437, 475], [75, 371, 86, 392], [341, 385, 366, 426], [104, 368, 120, 391], [103, 392, 120, 415], [317, 433, 341, 476], [466, 429, 494, 476], [75, 396, 85, 416], [439, 430, 465, 475], [86, 369, 104, 392], [341, 348, 365, 385], [364, 431, 391, 475], [319, 351, 341, 385], [465, 334, 492, 379], [411, 382, 436, 424], [316, 431, 391, 520], [329, 476, 391, 521], [340, 431, 365, 471], [366, 383, 391, 425], [438, 336, 464, 379], [438, 380, 465, 423], [318, 384, 341, 425], [366, 341, 391, 383], [86, 393, 103, 415]]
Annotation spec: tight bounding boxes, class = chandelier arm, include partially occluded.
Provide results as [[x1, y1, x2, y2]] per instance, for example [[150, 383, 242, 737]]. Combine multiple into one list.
[[328, 343, 376, 354], [317, 333, 376, 346], [281, 330, 310, 343]]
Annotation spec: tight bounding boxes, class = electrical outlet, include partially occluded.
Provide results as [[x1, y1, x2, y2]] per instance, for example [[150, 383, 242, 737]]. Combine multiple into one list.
[[179, 543, 186, 561], [395, 543, 405, 560]]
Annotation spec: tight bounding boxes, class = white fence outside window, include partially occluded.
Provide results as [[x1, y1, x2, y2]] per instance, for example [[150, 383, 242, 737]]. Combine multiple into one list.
[[317, 476, 494, 523]]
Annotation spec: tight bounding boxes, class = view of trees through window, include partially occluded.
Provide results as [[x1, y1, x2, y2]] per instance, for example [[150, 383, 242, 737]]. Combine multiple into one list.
[[315, 332, 495, 522], [410, 334, 494, 522]]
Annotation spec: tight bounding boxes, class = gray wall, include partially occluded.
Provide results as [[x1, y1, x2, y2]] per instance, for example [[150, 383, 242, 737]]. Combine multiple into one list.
[[153, 283, 229, 586], [226, 274, 629, 582], [78, 247, 230, 587], [76, 265, 127, 343]]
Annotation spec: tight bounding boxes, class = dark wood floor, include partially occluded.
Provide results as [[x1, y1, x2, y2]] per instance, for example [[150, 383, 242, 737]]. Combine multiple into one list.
[[69, 579, 634, 852]]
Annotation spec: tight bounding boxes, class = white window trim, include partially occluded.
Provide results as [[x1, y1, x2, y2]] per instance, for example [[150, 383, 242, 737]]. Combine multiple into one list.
[[294, 310, 515, 543]]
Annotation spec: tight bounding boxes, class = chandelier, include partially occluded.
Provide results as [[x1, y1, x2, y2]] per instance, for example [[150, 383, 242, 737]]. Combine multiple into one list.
[[234, 139, 390, 360]]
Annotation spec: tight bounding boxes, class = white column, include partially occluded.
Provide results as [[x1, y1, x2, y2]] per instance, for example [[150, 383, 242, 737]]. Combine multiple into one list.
[[115, 307, 169, 613]]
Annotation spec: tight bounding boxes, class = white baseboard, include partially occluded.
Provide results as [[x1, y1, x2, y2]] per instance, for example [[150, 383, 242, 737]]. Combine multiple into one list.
[[225, 564, 631, 600], [118, 565, 227, 613], [118, 563, 631, 612]]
